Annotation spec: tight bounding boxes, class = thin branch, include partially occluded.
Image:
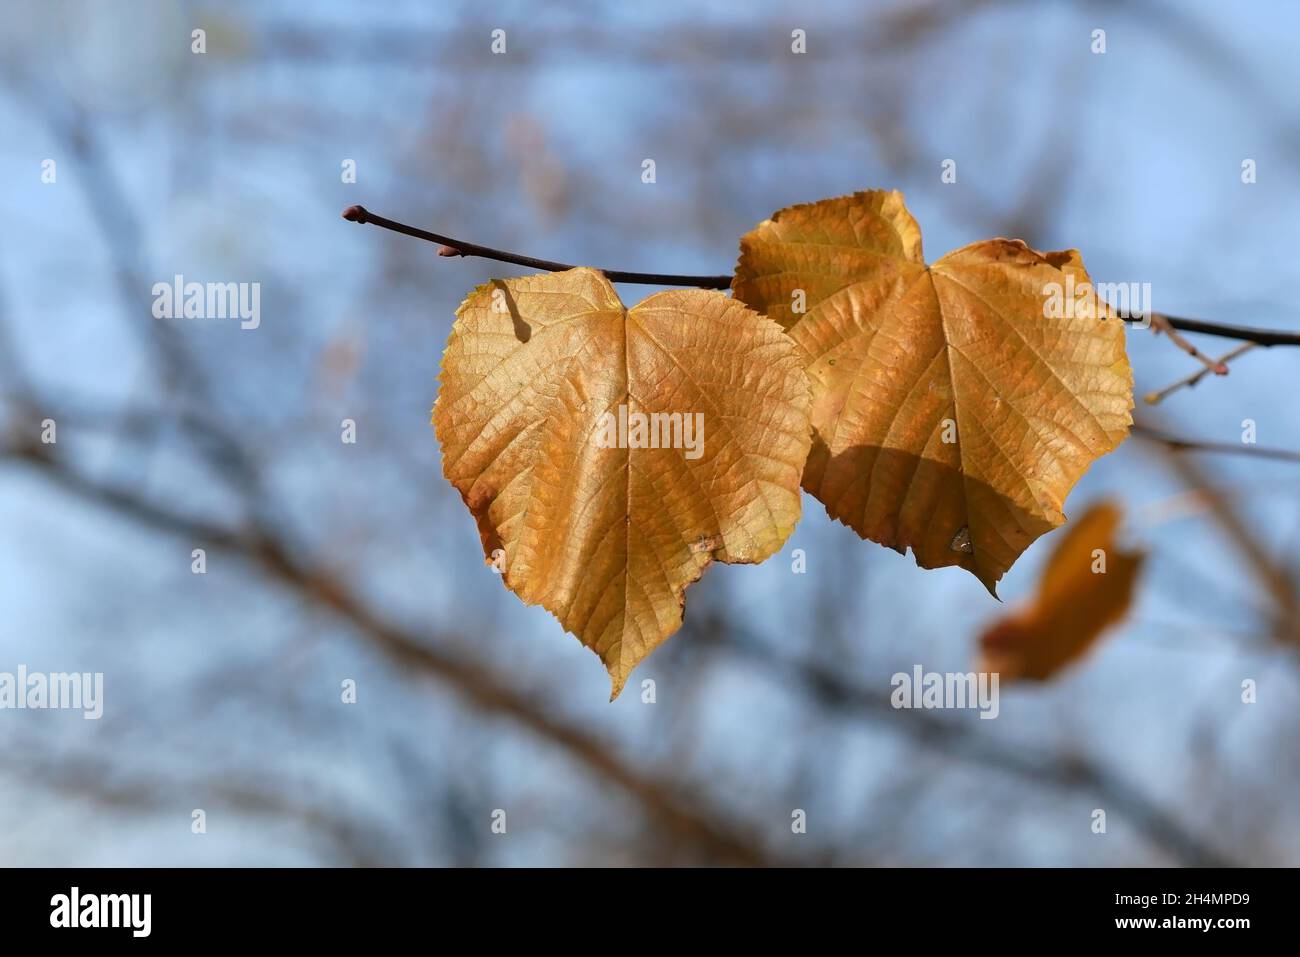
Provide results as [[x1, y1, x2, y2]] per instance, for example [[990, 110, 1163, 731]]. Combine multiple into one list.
[[343, 205, 1300, 347], [1126, 313, 1300, 348], [1144, 342, 1257, 405], [341, 206, 733, 289]]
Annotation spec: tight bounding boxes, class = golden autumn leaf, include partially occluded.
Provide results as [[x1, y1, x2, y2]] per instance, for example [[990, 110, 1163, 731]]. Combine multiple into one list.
[[433, 268, 812, 697], [732, 190, 1134, 593], [978, 500, 1144, 681]]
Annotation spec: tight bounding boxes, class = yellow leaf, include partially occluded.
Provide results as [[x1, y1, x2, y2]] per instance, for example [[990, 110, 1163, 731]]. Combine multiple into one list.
[[732, 190, 1134, 592], [978, 500, 1144, 681], [433, 268, 812, 697]]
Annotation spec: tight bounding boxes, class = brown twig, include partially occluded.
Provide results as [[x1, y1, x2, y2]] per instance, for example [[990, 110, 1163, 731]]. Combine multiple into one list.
[[343, 205, 1300, 347], [1144, 342, 1257, 405], [341, 205, 733, 289], [1149, 312, 1231, 373]]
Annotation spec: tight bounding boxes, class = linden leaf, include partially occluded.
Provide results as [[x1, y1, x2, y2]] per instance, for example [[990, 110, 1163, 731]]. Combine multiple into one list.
[[433, 268, 812, 697], [978, 500, 1144, 681], [732, 190, 1134, 593]]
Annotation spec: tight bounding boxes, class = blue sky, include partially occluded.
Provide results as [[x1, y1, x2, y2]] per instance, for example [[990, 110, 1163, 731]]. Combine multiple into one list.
[[2, 0, 1299, 865]]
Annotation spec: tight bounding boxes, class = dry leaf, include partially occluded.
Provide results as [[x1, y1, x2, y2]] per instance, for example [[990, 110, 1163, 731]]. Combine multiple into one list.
[[433, 268, 812, 697], [978, 500, 1144, 681], [732, 190, 1134, 593]]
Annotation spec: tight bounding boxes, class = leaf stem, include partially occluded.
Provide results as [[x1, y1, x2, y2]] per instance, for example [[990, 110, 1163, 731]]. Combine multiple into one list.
[[342, 205, 1300, 347]]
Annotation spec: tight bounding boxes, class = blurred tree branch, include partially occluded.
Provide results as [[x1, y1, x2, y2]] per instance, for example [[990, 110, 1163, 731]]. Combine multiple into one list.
[[4, 746, 406, 867], [692, 616, 1234, 867], [1137, 426, 1300, 642], [1132, 424, 1300, 465], [0, 428, 795, 866]]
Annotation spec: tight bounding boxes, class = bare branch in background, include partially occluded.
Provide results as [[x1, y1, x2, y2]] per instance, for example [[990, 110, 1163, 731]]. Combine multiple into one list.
[[1132, 424, 1300, 464], [693, 619, 1233, 868], [1137, 426, 1300, 641], [0, 431, 793, 867], [4, 748, 406, 867]]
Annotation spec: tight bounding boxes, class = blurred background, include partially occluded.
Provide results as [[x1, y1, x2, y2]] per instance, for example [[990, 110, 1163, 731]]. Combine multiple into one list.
[[2, 0, 1299, 866]]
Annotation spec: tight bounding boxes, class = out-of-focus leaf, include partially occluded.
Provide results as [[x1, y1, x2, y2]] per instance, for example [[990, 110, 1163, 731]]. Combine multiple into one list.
[[979, 500, 1144, 681], [433, 268, 812, 697], [732, 190, 1134, 593]]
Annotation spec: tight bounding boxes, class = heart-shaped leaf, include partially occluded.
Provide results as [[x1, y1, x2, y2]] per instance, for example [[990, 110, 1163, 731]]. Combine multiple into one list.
[[434, 268, 812, 695], [733, 190, 1133, 592]]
